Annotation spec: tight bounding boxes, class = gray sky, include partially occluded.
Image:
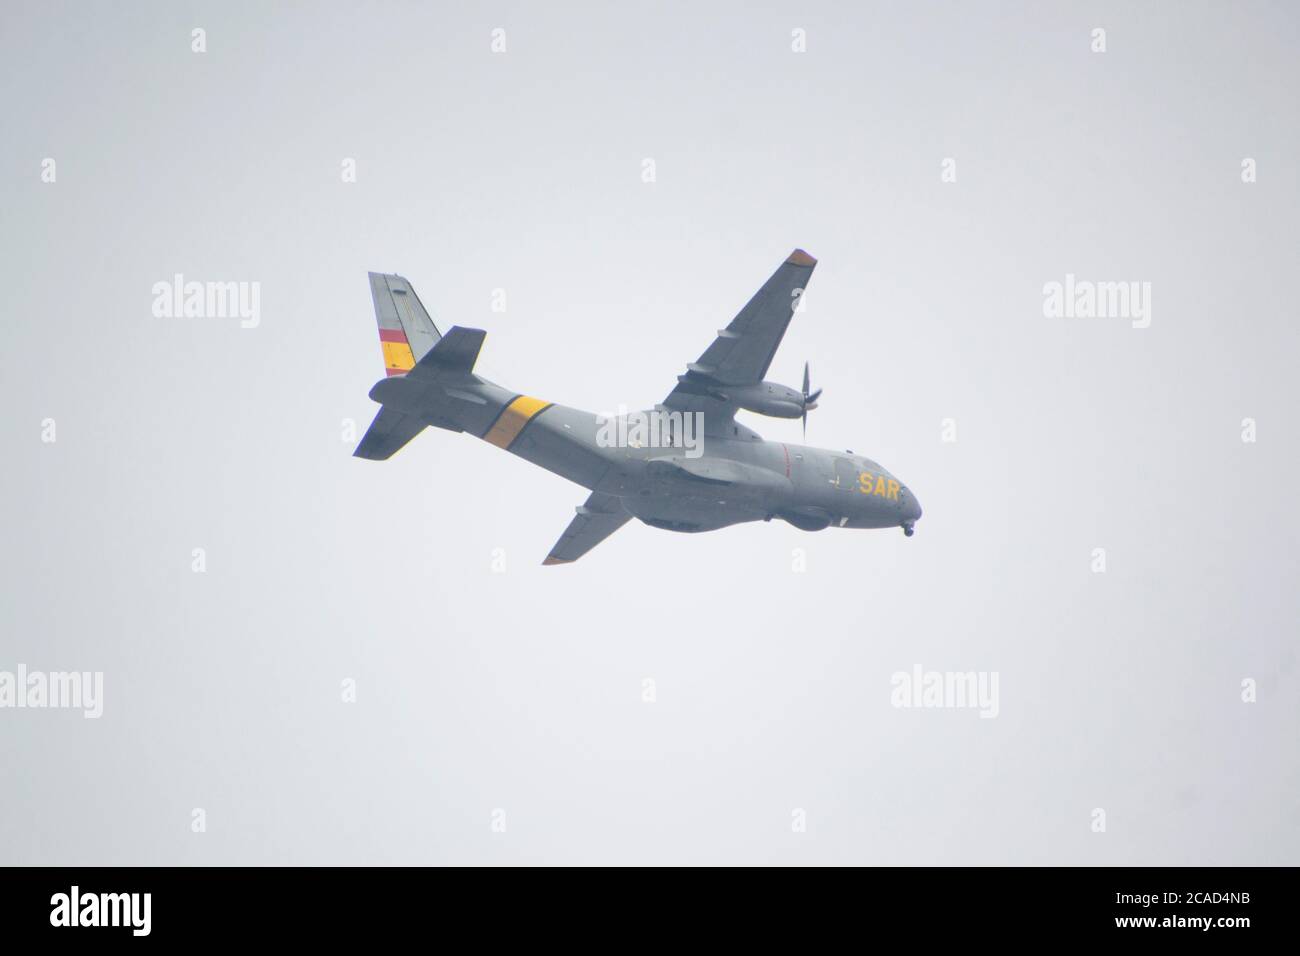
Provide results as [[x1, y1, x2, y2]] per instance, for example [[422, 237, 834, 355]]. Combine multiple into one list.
[[1, 0, 1297, 864]]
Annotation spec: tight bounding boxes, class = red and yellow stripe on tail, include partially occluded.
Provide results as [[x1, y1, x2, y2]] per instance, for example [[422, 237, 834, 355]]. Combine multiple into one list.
[[379, 327, 416, 376]]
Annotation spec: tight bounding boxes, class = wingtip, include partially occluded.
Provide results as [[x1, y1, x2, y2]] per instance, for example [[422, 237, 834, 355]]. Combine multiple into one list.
[[542, 556, 572, 566], [786, 249, 817, 267]]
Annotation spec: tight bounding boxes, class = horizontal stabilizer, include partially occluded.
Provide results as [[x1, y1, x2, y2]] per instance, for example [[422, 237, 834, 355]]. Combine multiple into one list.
[[409, 327, 486, 377], [353, 406, 426, 460]]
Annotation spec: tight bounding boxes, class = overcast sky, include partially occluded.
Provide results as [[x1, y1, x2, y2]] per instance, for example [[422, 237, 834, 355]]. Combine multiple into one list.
[[1, 0, 1297, 864]]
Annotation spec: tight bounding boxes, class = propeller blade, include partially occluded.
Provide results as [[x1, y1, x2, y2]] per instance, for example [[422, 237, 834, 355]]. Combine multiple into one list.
[[802, 361, 815, 438]]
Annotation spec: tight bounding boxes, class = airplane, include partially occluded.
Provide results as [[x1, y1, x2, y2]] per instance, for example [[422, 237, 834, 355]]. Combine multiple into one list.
[[354, 249, 922, 564]]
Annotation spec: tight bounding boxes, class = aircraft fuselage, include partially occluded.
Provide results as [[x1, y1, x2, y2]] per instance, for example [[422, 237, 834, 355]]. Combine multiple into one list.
[[464, 385, 922, 535]]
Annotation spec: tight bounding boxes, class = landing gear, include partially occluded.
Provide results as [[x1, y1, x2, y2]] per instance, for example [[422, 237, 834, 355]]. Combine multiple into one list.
[[902, 522, 915, 537]]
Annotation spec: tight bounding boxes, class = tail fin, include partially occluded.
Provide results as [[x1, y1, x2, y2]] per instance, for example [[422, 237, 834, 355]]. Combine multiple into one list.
[[369, 272, 442, 376], [354, 327, 488, 461]]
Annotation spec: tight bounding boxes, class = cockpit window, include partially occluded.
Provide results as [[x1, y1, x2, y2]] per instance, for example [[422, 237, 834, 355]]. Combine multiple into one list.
[[833, 457, 859, 490], [858, 457, 889, 478]]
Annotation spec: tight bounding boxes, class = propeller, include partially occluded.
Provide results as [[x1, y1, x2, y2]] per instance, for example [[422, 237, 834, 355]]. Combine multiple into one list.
[[801, 361, 822, 438]]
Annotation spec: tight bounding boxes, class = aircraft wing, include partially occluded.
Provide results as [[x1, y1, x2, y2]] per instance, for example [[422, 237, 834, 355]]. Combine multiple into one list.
[[662, 249, 816, 428], [543, 492, 631, 565]]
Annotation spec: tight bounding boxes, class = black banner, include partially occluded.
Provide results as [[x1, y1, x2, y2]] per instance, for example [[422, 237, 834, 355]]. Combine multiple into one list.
[[0, 866, 1288, 941]]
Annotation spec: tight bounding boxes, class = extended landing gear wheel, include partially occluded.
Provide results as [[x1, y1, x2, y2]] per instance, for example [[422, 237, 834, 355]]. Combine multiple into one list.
[[902, 522, 915, 537]]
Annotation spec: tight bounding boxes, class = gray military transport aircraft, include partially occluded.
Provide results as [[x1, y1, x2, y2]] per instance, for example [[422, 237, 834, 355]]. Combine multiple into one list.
[[355, 249, 922, 563]]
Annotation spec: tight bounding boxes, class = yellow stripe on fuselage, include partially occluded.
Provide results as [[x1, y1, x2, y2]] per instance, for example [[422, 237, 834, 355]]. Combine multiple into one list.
[[482, 395, 552, 449]]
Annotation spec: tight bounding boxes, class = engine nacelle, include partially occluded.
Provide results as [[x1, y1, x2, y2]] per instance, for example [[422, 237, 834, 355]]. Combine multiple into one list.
[[711, 381, 804, 419]]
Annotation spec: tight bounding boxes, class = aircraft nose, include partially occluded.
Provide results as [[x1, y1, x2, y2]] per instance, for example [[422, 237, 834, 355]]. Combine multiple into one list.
[[902, 487, 922, 522]]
